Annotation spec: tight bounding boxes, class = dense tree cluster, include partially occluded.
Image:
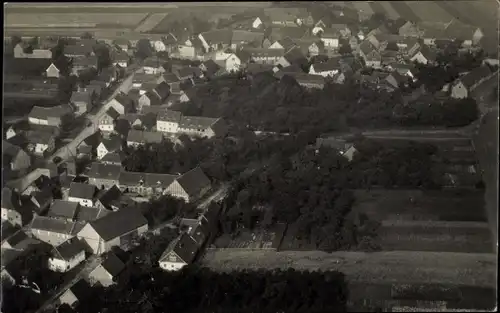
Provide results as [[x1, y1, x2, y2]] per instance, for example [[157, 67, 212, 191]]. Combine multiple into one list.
[[138, 194, 198, 226], [70, 266, 348, 313]]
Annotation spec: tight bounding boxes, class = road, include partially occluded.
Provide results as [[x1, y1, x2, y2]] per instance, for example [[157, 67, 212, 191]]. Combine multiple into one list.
[[48, 72, 137, 164], [35, 255, 103, 313]]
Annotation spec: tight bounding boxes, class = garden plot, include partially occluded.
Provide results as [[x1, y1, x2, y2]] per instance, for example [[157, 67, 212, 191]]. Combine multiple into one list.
[[351, 189, 487, 222], [404, 1, 454, 24], [212, 227, 279, 250]]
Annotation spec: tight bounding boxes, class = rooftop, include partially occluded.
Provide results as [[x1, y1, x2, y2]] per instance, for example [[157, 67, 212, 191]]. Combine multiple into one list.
[[89, 208, 148, 241]]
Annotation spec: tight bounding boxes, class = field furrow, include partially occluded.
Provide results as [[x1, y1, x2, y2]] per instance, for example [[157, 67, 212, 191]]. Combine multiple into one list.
[[404, 1, 454, 23], [389, 1, 421, 22], [380, 1, 400, 20]]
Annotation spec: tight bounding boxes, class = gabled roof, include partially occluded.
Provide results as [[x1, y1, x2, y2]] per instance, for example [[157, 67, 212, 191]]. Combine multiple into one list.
[[89, 208, 148, 241], [114, 93, 135, 111], [292, 73, 326, 85], [283, 47, 308, 67], [113, 38, 130, 46], [139, 112, 158, 131], [264, 7, 305, 23], [105, 107, 121, 120], [163, 73, 181, 84], [118, 171, 145, 186], [74, 206, 109, 222], [179, 116, 219, 130], [68, 182, 97, 200], [64, 44, 94, 56], [99, 136, 121, 152], [200, 30, 233, 46], [96, 185, 123, 209], [70, 90, 91, 104], [244, 47, 285, 58], [126, 130, 163, 144], [275, 37, 297, 52], [1, 226, 29, 249], [99, 252, 125, 277], [189, 217, 209, 246], [28, 105, 69, 120], [47, 200, 80, 220], [52, 238, 86, 261], [154, 82, 170, 100], [100, 152, 122, 165], [231, 30, 265, 44], [30, 215, 76, 234], [144, 173, 179, 188], [459, 66, 492, 88], [271, 27, 308, 40], [143, 90, 162, 106], [176, 167, 211, 199], [73, 56, 98, 68], [200, 59, 221, 76], [176, 66, 203, 80], [312, 57, 342, 72], [359, 40, 376, 56], [88, 162, 122, 181], [444, 20, 480, 41], [158, 110, 182, 123], [160, 232, 198, 264], [112, 50, 130, 62]]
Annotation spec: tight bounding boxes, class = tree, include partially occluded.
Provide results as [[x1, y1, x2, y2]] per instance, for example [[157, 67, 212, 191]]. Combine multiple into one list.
[[338, 42, 352, 55], [10, 35, 22, 47], [81, 32, 93, 39], [94, 43, 111, 71], [135, 39, 153, 60]]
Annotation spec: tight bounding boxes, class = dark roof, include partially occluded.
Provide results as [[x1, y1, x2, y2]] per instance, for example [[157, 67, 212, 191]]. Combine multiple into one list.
[[100, 137, 121, 152], [179, 116, 219, 130], [154, 81, 170, 100], [88, 163, 122, 181], [283, 47, 308, 67], [68, 182, 97, 200], [112, 50, 130, 62], [1, 187, 20, 211], [28, 105, 69, 120], [245, 63, 275, 75], [272, 27, 308, 40], [293, 73, 326, 85], [231, 30, 265, 44], [1, 222, 19, 241], [47, 200, 80, 220], [89, 208, 148, 241], [158, 110, 182, 123], [126, 130, 163, 144], [52, 238, 86, 261], [139, 113, 158, 131], [160, 233, 198, 264], [359, 40, 376, 56], [114, 93, 135, 112], [105, 107, 121, 120], [176, 66, 203, 80], [96, 185, 122, 209], [143, 91, 162, 106], [200, 60, 221, 75], [82, 131, 102, 148], [2, 228, 29, 249], [244, 47, 285, 58], [70, 90, 91, 104], [118, 171, 145, 186], [311, 57, 342, 72], [144, 173, 179, 188], [30, 215, 76, 234], [189, 218, 209, 246], [74, 206, 109, 222], [64, 44, 94, 56], [177, 167, 211, 198], [460, 66, 492, 88], [163, 73, 181, 84], [99, 252, 125, 277], [200, 30, 233, 46], [73, 56, 98, 68]]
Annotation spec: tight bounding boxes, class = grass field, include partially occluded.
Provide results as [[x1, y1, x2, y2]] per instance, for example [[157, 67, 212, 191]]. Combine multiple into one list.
[[4, 13, 149, 27], [389, 1, 421, 22], [379, 1, 400, 20], [404, 1, 454, 24], [202, 250, 496, 287]]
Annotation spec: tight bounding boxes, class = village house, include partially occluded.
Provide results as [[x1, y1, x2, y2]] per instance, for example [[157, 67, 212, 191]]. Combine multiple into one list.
[[28, 105, 71, 127], [70, 90, 93, 116], [94, 185, 123, 212], [113, 38, 130, 52], [309, 57, 342, 77], [74, 205, 110, 223], [359, 41, 381, 68], [199, 60, 221, 78], [68, 182, 97, 207], [100, 152, 122, 166], [410, 46, 437, 65], [451, 66, 493, 99], [57, 279, 92, 309], [13, 42, 52, 59], [64, 43, 95, 58], [26, 131, 56, 156], [243, 48, 285, 65], [269, 37, 296, 51], [444, 20, 484, 47], [45, 63, 60, 78], [72, 56, 98, 76], [97, 67, 118, 87], [77, 209, 148, 255], [112, 50, 130, 68], [126, 130, 163, 147], [3, 141, 31, 172], [46, 200, 80, 221], [178, 116, 226, 139], [1, 188, 31, 227], [319, 30, 341, 50], [86, 252, 125, 287], [138, 91, 161, 111], [398, 21, 420, 37], [177, 36, 205, 60], [384, 72, 410, 90], [87, 162, 122, 190], [48, 238, 87, 272], [107, 93, 135, 115], [30, 215, 83, 246], [263, 8, 307, 27], [291, 73, 326, 89], [158, 233, 198, 271], [157, 110, 182, 133], [141, 56, 167, 75], [276, 47, 309, 69], [164, 167, 212, 203], [1, 222, 31, 250], [251, 15, 271, 29], [198, 30, 233, 52], [98, 107, 120, 133], [97, 137, 121, 160], [230, 30, 265, 50]]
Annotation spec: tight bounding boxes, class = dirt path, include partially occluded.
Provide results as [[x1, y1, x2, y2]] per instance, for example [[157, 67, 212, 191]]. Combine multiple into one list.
[[202, 250, 496, 287]]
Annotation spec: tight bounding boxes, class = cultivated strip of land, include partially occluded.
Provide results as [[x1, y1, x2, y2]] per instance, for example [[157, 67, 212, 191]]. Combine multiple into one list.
[[202, 250, 496, 287]]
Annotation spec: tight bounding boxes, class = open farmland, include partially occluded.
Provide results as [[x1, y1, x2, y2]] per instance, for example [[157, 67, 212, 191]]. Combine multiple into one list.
[[134, 13, 168, 32], [404, 1, 454, 24], [351, 189, 487, 223], [202, 250, 496, 287], [388, 1, 421, 22], [4, 13, 148, 28], [435, 1, 498, 36], [379, 2, 400, 20]]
